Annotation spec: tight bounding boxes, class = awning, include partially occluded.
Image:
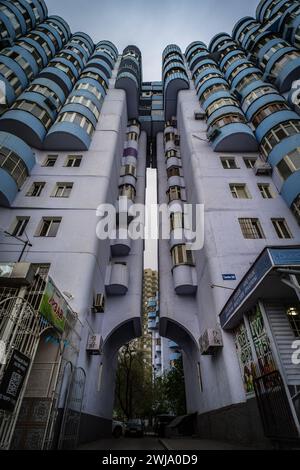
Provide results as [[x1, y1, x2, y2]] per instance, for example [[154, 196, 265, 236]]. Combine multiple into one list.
[[219, 246, 300, 330]]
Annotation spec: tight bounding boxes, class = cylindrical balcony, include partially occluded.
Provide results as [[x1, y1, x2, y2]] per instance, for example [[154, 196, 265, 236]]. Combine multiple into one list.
[[0, 131, 34, 206], [105, 262, 129, 296]]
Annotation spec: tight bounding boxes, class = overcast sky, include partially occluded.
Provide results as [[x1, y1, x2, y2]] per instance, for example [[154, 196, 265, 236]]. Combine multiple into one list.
[[47, 0, 259, 81]]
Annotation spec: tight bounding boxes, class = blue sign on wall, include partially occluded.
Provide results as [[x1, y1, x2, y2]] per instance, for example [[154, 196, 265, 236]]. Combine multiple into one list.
[[222, 274, 236, 281]]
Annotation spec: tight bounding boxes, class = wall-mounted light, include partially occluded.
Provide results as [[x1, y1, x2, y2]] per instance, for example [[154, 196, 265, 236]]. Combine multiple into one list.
[[287, 307, 299, 317]]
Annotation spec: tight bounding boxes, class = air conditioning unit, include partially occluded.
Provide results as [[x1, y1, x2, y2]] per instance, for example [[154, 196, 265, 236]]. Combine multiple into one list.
[[0, 263, 36, 287], [194, 112, 206, 120], [253, 160, 273, 176], [207, 127, 220, 142], [92, 293, 105, 313], [199, 328, 223, 355], [174, 137, 180, 146], [86, 334, 103, 355]]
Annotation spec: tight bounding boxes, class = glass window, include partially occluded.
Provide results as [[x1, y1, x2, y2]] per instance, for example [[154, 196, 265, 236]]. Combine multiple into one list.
[[171, 244, 194, 266], [119, 184, 136, 201], [258, 183, 273, 199], [277, 148, 300, 180], [244, 158, 257, 169], [271, 219, 292, 239], [44, 155, 57, 167], [37, 217, 62, 237], [11, 216, 30, 237], [292, 194, 300, 226], [65, 155, 82, 167], [170, 212, 184, 230], [52, 182, 73, 198], [221, 157, 238, 169], [230, 184, 250, 199], [167, 167, 180, 178], [239, 218, 265, 239], [26, 182, 45, 197], [167, 186, 182, 202]]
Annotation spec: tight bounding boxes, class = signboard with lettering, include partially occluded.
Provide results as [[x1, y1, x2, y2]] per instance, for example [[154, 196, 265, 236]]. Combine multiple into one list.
[[222, 274, 236, 281], [220, 247, 300, 329], [220, 249, 272, 328], [0, 350, 30, 412], [39, 277, 70, 333]]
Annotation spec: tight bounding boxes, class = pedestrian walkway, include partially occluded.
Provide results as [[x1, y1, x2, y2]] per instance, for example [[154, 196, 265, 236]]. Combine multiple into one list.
[[159, 437, 256, 450]]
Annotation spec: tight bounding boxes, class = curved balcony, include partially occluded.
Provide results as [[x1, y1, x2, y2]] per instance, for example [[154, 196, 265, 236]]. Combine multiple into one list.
[[166, 156, 182, 170], [0, 0, 48, 45], [119, 173, 137, 189], [256, 0, 294, 23], [0, 92, 57, 148], [95, 40, 118, 63], [209, 32, 235, 54], [110, 228, 131, 257], [264, 135, 300, 209], [46, 15, 71, 44], [105, 262, 129, 296], [163, 45, 189, 121], [232, 16, 259, 46], [255, 109, 299, 143], [185, 41, 207, 63], [0, 131, 34, 206], [44, 103, 97, 150], [168, 340, 178, 349], [123, 146, 138, 159], [167, 175, 184, 189], [207, 106, 257, 152], [169, 228, 186, 251], [116, 46, 142, 120], [172, 264, 197, 296], [0, 15, 70, 106], [278, 3, 300, 48]]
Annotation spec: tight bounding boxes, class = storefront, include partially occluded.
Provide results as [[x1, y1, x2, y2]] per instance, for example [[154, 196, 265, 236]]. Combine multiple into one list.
[[0, 263, 83, 450], [220, 246, 300, 444]]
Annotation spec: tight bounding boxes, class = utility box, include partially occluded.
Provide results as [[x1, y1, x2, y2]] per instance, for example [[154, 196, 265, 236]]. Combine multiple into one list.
[[86, 334, 103, 355], [0, 263, 36, 287], [199, 328, 223, 355]]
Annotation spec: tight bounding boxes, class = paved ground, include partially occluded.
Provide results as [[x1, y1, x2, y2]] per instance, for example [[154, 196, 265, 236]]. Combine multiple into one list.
[[78, 437, 164, 450], [160, 438, 255, 450], [78, 436, 255, 451]]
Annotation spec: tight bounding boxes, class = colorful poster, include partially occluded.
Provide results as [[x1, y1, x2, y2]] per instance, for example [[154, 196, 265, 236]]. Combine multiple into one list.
[[39, 277, 69, 333], [248, 305, 276, 377], [0, 350, 30, 411], [234, 321, 256, 395]]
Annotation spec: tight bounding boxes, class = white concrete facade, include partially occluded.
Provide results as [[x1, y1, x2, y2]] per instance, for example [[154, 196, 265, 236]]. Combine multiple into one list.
[[157, 78, 300, 438], [0, 60, 146, 444]]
